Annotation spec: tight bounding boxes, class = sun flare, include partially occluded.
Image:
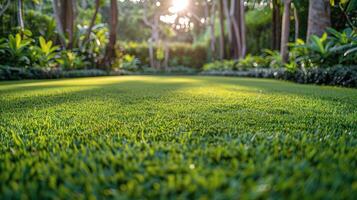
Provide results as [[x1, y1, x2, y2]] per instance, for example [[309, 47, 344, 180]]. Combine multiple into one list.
[[169, 0, 189, 13]]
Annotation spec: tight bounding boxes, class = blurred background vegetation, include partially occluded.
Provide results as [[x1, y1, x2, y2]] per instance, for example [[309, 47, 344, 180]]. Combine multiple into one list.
[[0, 0, 356, 86]]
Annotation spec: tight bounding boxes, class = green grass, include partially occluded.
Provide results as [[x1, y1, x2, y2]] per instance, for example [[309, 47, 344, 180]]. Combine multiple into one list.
[[0, 76, 357, 199]]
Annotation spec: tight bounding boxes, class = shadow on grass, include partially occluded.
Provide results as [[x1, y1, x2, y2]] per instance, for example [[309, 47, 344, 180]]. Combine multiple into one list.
[[197, 76, 357, 105], [1, 76, 356, 115], [0, 79, 194, 114]]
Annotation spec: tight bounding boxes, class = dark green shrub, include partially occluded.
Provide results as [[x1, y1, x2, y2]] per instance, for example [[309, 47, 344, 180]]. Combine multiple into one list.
[[61, 69, 108, 78], [24, 10, 57, 41], [201, 66, 357, 88]]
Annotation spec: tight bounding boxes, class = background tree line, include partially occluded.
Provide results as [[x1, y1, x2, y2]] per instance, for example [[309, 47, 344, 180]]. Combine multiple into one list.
[[0, 0, 356, 86]]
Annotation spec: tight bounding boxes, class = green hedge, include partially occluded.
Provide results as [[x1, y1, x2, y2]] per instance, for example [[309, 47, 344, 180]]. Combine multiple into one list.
[[201, 66, 357, 88], [121, 42, 208, 69]]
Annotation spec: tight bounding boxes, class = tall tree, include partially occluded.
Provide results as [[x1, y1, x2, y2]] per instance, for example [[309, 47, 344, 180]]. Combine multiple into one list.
[[272, 0, 282, 50], [63, 0, 74, 49], [143, 1, 161, 68], [52, 0, 66, 47], [223, 0, 232, 48], [293, 3, 299, 41], [231, 0, 246, 59], [307, 0, 331, 38], [102, 0, 118, 69], [204, 0, 216, 60], [238, 0, 246, 58], [52, 0, 74, 49], [281, 0, 291, 63], [17, 0, 24, 30], [218, 0, 225, 60]]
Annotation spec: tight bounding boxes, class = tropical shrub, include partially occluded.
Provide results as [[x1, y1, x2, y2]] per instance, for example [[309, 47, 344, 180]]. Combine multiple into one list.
[[237, 55, 270, 69], [289, 28, 357, 69], [122, 42, 208, 68], [0, 34, 32, 67], [57, 50, 89, 70], [203, 60, 238, 71], [203, 55, 276, 72], [76, 23, 108, 66], [30, 36, 59, 68], [24, 10, 57, 41], [262, 49, 284, 68], [118, 54, 141, 72]]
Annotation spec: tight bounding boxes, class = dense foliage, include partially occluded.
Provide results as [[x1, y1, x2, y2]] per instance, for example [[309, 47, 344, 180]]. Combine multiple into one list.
[[122, 42, 208, 69], [203, 27, 357, 87], [1, 76, 356, 199]]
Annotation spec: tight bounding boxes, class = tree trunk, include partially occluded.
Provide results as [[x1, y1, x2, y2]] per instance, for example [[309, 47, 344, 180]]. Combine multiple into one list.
[[164, 41, 169, 69], [17, 0, 24, 30], [272, 0, 282, 50], [57, 0, 75, 49], [223, 0, 232, 46], [148, 38, 155, 68], [205, 0, 216, 60], [84, 0, 100, 44], [231, 0, 242, 59], [293, 4, 299, 41], [307, 0, 331, 39], [64, 0, 74, 49], [281, 0, 291, 63], [239, 0, 246, 58], [103, 0, 118, 69], [153, 13, 160, 69], [52, 0, 66, 48], [218, 0, 225, 60]]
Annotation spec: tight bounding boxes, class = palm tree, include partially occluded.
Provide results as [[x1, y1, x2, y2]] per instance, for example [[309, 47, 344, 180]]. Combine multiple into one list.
[[218, 0, 225, 60], [281, 0, 291, 63], [272, 0, 282, 50], [52, 0, 74, 49], [17, 0, 24, 30], [103, 0, 118, 69], [307, 0, 331, 38]]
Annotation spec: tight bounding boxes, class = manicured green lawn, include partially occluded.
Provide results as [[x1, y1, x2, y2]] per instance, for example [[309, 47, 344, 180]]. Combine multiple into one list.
[[1, 76, 356, 199]]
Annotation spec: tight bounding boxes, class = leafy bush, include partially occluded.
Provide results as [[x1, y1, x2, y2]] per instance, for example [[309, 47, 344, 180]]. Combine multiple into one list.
[[203, 55, 275, 72], [201, 66, 357, 87], [0, 66, 62, 80], [134, 66, 198, 75], [61, 69, 108, 78], [57, 50, 90, 70], [0, 34, 32, 67], [289, 28, 357, 69], [262, 49, 284, 68], [237, 55, 271, 69], [30, 36, 59, 68], [122, 42, 208, 69], [294, 65, 357, 87], [117, 54, 141, 72], [203, 60, 238, 71], [24, 10, 57, 41], [76, 23, 108, 66], [0, 66, 110, 80]]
